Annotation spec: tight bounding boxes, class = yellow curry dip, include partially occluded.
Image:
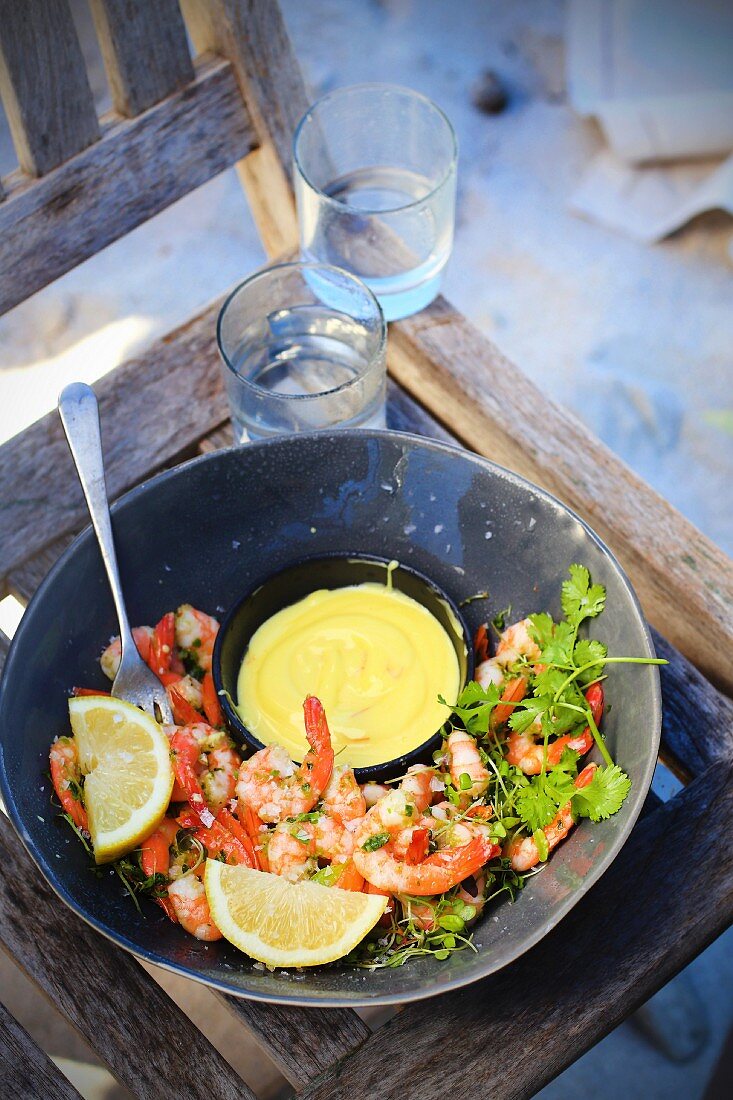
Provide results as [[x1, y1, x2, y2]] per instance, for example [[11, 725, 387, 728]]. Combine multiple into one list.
[[236, 583, 460, 769]]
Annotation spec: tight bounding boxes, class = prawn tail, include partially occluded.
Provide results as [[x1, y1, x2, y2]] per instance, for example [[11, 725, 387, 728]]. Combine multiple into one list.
[[302, 695, 335, 786]]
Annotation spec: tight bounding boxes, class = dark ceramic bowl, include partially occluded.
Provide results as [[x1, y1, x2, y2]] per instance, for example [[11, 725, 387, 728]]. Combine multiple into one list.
[[0, 431, 661, 1007], [213, 552, 473, 782]]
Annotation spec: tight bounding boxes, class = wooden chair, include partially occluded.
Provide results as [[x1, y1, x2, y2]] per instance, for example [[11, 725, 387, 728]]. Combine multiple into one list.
[[0, 3, 731, 1097]]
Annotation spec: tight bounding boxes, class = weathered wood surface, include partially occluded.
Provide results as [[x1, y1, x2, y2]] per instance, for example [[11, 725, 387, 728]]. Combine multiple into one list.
[[0, 813, 254, 1100], [302, 757, 733, 1100], [220, 997, 370, 1091], [653, 629, 733, 779], [182, 0, 308, 254], [0, 1000, 82, 1100], [388, 296, 733, 696], [89, 0, 193, 117], [7, 537, 76, 606], [0, 297, 226, 584], [0, 56, 256, 316], [0, 0, 99, 176]]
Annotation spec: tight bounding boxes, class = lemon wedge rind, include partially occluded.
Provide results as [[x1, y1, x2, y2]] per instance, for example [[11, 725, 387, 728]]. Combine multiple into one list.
[[68, 694, 174, 863], [205, 860, 387, 968]]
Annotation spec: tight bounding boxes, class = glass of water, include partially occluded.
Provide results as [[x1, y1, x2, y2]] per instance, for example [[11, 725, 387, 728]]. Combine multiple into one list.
[[217, 261, 386, 442], [293, 83, 457, 322]]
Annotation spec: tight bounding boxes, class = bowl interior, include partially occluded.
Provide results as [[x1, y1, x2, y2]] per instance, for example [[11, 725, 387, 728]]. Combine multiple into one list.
[[213, 552, 473, 781], [0, 431, 661, 1007]]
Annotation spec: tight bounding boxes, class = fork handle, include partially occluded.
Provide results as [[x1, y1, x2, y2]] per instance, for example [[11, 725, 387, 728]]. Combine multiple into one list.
[[58, 383, 137, 657]]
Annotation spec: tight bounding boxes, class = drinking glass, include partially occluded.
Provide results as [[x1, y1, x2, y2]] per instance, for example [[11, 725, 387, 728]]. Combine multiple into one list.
[[293, 83, 458, 321], [217, 261, 386, 442]]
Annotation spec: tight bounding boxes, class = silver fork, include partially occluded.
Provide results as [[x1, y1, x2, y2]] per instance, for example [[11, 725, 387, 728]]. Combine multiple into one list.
[[58, 383, 173, 725]]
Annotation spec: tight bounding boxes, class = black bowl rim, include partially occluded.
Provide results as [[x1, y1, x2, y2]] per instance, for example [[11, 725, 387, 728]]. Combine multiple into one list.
[[212, 550, 475, 782], [0, 429, 662, 1007]]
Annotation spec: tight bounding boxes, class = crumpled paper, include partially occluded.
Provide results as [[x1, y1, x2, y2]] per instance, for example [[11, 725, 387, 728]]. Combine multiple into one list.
[[566, 0, 733, 242]]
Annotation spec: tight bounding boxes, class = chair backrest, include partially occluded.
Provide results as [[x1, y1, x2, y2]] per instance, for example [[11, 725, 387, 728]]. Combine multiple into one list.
[[0, 0, 308, 318]]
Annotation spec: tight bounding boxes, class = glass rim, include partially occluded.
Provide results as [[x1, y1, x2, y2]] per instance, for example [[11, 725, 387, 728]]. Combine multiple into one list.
[[216, 260, 387, 402], [292, 82, 458, 215]]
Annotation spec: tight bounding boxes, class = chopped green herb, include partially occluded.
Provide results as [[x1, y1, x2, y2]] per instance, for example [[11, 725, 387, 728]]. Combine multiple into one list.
[[361, 832, 390, 852]]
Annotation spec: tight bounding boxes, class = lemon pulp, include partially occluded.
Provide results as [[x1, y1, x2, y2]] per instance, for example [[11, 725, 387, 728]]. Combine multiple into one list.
[[68, 695, 174, 863], [205, 861, 387, 967]]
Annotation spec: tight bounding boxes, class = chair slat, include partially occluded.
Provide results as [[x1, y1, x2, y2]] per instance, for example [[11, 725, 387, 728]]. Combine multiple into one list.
[[0, 56, 256, 316], [89, 0, 193, 117], [0, 813, 255, 1100], [0, 1000, 82, 1100], [219, 997, 370, 1091], [182, 0, 310, 254], [0, 297, 226, 585], [388, 296, 733, 697], [8, 537, 75, 606], [653, 628, 733, 779], [0, 0, 99, 176], [300, 757, 733, 1100]]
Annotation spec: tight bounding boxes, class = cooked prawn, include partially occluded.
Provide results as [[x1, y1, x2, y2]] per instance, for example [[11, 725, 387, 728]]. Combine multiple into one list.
[[495, 618, 541, 667], [475, 657, 504, 690], [168, 722, 241, 813], [174, 605, 219, 673], [49, 736, 88, 831], [352, 788, 499, 896], [266, 812, 356, 883], [167, 871, 222, 941], [236, 695, 334, 823], [446, 729, 489, 802], [353, 831, 497, 897], [100, 626, 153, 680], [361, 782, 390, 808], [400, 764, 441, 811], [139, 817, 180, 922], [321, 765, 366, 824]]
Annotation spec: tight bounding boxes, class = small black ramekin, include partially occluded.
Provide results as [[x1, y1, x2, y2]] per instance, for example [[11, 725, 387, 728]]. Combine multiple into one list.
[[212, 552, 473, 782]]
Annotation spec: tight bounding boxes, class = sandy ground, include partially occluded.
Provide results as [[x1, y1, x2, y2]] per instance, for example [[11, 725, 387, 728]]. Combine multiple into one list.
[[0, 2, 731, 1098]]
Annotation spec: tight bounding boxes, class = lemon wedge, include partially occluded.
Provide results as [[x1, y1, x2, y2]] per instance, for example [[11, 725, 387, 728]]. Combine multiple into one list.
[[68, 695, 174, 863], [204, 861, 387, 967]]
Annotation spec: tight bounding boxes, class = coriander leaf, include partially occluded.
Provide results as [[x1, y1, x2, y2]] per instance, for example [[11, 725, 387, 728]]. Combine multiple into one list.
[[573, 638, 608, 683], [515, 764, 576, 832], [562, 564, 606, 628], [528, 613, 555, 649], [516, 784, 558, 832], [532, 667, 568, 698], [551, 684, 592, 734], [442, 681, 501, 735], [508, 695, 552, 733], [362, 832, 390, 852], [557, 747, 581, 773], [537, 620, 575, 667], [572, 765, 631, 821]]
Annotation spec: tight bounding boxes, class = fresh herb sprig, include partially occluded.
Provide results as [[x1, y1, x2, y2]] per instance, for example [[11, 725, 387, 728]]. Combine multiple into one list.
[[443, 564, 665, 845]]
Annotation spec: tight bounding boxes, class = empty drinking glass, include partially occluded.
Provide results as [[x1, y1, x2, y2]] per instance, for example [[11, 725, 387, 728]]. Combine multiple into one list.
[[293, 84, 458, 321], [217, 261, 386, 442]]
